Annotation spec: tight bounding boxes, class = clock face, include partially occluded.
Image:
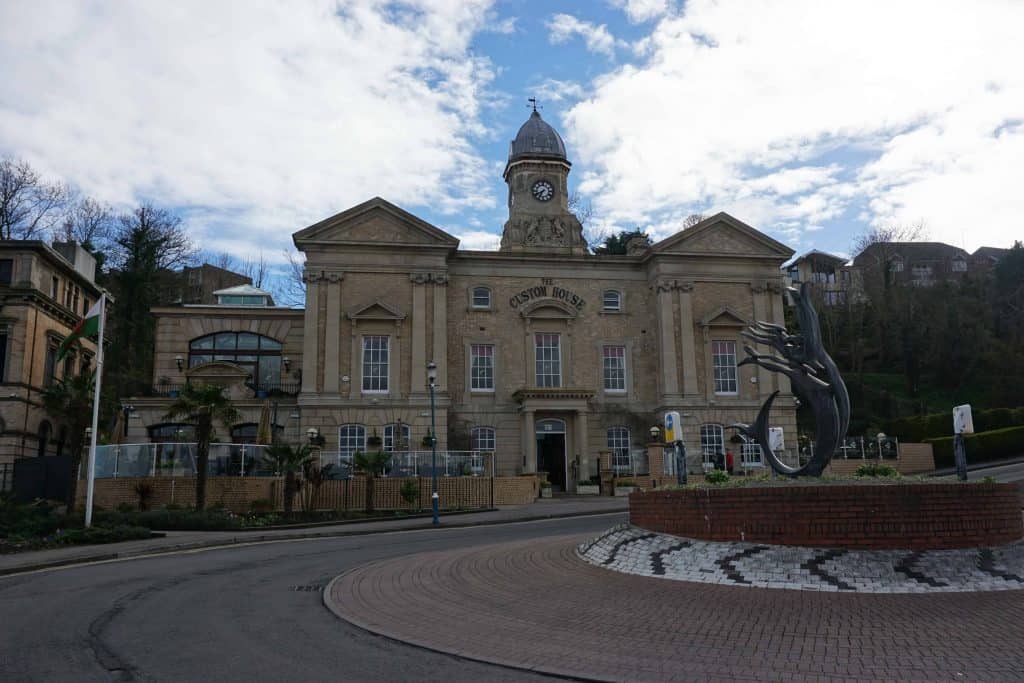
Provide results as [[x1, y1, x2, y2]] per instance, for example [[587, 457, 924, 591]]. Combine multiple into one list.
[[531, 180, 554, 202]]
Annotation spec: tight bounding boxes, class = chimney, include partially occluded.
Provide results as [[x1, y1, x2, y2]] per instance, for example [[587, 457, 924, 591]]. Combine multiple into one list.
[[53, 241, 97, 283]]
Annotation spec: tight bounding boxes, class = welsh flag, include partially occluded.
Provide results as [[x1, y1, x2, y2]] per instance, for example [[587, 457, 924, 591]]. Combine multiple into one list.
[[58, 296, 104, 362]]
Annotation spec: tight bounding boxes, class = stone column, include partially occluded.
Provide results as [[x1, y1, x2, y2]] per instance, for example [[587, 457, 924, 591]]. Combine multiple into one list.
[[323, 271, 344, 394], [676, 282, 699, 398], [432, 274, 448, 391], [523, 409, 536, 473], [300, 269, 321, 394], [410, 275, 427, 394], [348, 321, 360, 400], [654, 280, 680, 398]]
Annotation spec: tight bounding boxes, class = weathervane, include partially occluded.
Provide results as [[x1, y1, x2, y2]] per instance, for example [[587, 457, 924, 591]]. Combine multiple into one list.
[[527, 97, 541, 113]]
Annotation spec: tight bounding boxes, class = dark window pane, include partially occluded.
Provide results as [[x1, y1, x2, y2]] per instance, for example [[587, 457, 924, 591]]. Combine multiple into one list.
[[0, 260, 12, 285], [190, 354, 212, 367], [259, 337, 282, 350], [191, 335, 215, 350], [237, 333, 259, 349], [258, 355, 281, 385], [214, 332, 236, 349]]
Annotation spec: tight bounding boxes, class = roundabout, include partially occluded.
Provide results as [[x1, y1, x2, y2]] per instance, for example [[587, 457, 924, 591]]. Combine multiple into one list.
[[326, 528, 1024, 681]]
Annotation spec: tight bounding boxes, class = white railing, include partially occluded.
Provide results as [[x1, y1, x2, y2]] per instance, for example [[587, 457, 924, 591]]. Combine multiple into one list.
[[318, 450, 494, 478], [89, 443, 272, 478]]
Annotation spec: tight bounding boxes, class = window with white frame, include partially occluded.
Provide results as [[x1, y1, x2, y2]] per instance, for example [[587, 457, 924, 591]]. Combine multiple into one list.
[[383, 423, 411, 452], [470, 344, 494, 391], [534, 333, 561, 387], [602, 290, 621, 312], [911, 264, 934, 285], [338, 424, 366, 457], [890, 257, 904, 272], [700, 424, 724, 468], [471, 426, 495, 452], [712, 340, 738, 394], [361, 335, 389, 392], [740, 438, 763, 467], [602, 345, 626, 392], [472, 287, 491, 309], [607, 426, 631, 474], [952, 257, 967, 272]]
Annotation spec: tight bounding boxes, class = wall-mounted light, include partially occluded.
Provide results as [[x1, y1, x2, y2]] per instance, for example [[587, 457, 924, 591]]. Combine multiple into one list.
[[649, 425, 661, 441], [282, 356, 291, 372], [175, 355, 184, 372], [427, 361, 437, 387]]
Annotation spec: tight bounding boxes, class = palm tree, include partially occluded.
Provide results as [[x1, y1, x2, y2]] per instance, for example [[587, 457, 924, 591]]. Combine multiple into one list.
[[40, 372, 94, 511], [262, 442, 311, 514], [353, 449, 391, 514], [300, 458, 334, 513], [164, 383, 239, 511]]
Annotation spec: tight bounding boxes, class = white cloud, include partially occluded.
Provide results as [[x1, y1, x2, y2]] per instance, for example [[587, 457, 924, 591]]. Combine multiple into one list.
[[532, 78, 587, 103], [546, 14, 620, 57], [0, 0, 498, 253], [452, 229, 500, 250], [564, 0, 1024, 251], [609, 0, 671, 23]]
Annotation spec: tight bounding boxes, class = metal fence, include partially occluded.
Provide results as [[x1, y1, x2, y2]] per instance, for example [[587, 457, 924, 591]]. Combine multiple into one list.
[[835, 436, 900, 459], [318, 450, 495, 479]]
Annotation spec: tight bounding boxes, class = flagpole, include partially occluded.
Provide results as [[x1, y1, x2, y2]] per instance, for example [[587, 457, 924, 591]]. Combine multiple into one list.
[[84, 294, 106, 528]]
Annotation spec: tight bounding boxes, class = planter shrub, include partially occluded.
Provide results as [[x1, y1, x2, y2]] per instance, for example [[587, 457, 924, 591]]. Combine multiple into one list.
[[926, 426, 1024, 468]]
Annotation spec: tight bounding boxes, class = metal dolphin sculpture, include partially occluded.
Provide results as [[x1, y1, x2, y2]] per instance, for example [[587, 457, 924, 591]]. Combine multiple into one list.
[[731, 282, 850, 477]]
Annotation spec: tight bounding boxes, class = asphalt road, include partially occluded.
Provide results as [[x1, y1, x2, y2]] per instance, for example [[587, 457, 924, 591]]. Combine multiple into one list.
[[973, 459, 1024, 486], [0, 512, 625, 683]]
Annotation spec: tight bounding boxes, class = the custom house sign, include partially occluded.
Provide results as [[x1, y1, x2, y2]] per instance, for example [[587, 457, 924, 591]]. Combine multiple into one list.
[[509, 278, 586, 311]]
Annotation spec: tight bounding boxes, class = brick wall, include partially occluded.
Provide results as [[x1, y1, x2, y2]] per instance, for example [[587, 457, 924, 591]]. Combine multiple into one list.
[[76, 477, 277, 513], [493, 476, 538, 505], [630, 483, 1023, 550]]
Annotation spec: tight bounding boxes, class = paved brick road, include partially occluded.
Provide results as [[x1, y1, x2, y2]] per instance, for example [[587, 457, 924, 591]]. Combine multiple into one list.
[[327, 533, 1024, 681]]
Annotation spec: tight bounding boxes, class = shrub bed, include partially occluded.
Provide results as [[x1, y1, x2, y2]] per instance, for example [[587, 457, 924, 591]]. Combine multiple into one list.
[[926, 426, 1024, 468]]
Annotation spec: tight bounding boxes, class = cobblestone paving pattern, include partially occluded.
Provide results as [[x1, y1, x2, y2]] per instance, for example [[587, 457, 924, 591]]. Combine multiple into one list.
[[328, 532, 1024, 681], [580, 524, 1024, 593]]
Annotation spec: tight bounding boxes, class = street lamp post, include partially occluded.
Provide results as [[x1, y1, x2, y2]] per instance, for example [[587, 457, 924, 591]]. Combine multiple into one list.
[[427, 361, 439, 525]]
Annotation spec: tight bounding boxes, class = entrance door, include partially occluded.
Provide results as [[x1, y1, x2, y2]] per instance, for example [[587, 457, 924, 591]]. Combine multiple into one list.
[[536, 419, 567, 492]]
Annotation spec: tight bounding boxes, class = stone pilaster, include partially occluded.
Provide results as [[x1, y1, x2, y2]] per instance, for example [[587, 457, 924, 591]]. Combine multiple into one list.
[[409, 274, 427, 394], [431, 274, 448, 391], [575, 409, 589, 481], [768, 280, 792, 396], [675, 281, 699, 398], [300, 269, 322, 393], [323, 270, 344, 394], [750, 281, 773, 398], [653, 279, 680, 399], [523, 409, 536, 474]]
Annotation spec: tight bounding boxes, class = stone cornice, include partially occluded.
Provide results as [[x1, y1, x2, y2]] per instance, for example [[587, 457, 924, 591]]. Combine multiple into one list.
[[651, 279, 695, 293], [303, 268, 345, 283], [409, 272, 449, 285]]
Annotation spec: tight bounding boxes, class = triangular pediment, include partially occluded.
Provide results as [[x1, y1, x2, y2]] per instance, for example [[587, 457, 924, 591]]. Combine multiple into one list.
[[347, 299, 406, 321], [651, 212, 794, 259], [699, 306, 750, 328], [293, 197, 459, 249]]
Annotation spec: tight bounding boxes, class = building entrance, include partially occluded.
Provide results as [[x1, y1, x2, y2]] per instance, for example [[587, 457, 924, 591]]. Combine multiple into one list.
[[536, 419, 567, 492]]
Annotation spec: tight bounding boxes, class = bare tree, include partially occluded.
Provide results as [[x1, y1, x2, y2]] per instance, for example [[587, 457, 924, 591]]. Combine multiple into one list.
[[58, 196, 114, 249], [681, 213, 706, 229], [568, 191, 606, 250], [239, 249, 269, 288], [269, 248, 307, 308], [0, 157, 71, 240], [206, 251, 236, 272], [851, 221, 927, 263]]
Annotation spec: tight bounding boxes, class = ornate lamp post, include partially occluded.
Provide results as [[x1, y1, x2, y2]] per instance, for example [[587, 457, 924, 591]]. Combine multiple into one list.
[[427, 361, 439, 525]]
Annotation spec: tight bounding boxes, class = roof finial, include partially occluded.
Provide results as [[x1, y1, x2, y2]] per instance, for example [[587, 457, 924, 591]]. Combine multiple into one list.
[[527, 97, 540, 114]]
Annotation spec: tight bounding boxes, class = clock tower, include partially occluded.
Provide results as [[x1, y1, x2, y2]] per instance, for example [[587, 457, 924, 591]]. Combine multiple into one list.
[[499, 109, 587, 254]]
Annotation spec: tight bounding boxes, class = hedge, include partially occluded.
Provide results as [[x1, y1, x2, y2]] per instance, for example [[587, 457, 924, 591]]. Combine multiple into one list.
[[888, 407, 1024, 442], [926, 426, 1024, 469]]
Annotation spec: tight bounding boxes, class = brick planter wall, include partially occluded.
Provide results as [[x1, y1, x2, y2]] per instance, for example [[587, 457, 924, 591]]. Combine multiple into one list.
[[630, 483, 1023, 550]]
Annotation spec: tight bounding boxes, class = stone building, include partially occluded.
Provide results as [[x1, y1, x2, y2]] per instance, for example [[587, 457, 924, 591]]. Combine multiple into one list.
[[0, 241, 104, 468], [130, 111, 796, 491]]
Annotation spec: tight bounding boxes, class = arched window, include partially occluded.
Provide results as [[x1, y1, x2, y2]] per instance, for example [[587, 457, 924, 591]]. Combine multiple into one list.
[[230, 422, 283, 444], [471, 286, 492, 309], [338, 424, 366, 457], [602, 290, 621, 312], [606, 426, 630, 474], [188, 332, 283, 388], [471, 426, 496, 453], [37, 420, 52, 457], [148, 423, 196, 443], [700, 424, 725, 470], [889, 256, 904, 273], [383, 423, 411, 452]]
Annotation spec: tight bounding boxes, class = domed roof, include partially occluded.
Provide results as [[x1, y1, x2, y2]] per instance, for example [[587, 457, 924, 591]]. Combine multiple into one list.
[[508, 110, 567, 163]]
